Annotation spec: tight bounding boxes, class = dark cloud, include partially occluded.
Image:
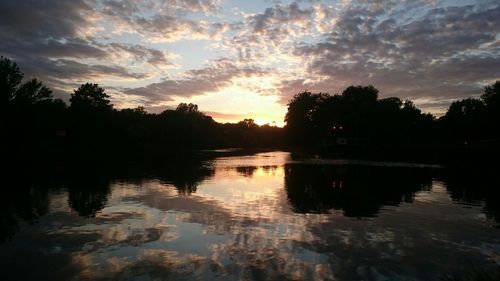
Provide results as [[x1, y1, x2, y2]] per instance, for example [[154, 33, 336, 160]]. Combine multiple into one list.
[[248, 2, 313, 43], [0, 0, 176, 99], [251, 3, 303, 33], [107, 43, 172, 66], [0, 0, 102, 60], [0, 0, 92, 39], [50, 59, 147, 80], [13, 57, 147, 100], [99, 0, 220, 15], [0, 0, 225, 103]]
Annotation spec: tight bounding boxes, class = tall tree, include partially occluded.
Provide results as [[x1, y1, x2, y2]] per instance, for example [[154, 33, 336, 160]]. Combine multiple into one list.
[[0, 56, 53, 109], [285, 91, 328, 144], [0, 56, 23, 108], [68, 83, 114, 156], [176, 103, 199, 114], [69, 83, 112, 112], [482, 80, 500, 107], [12, 79, 52, 106], [481, 80, 500, 139], [341, 85, 378, 105]]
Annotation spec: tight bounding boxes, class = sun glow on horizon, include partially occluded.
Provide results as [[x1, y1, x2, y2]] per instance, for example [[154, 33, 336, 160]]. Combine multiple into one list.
[[207, 114, 285, 127], [2, 0, 496, 118], [170, 81, 287, 127]]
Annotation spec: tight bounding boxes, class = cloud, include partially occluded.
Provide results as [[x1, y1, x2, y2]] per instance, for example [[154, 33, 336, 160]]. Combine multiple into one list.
[[13, 57, 148, 101], [1, 0, 499, 115], [126, 58, 269, 104], [0, 0, 178, 99], [107, 43, 175, 66], [232, 2, 315, 48], [172, 0, 221, 14], [97, 0, 227, 42], [0, 0, 100, 60], [250, 2, 313, 34], [99, 0, 221, 15], [281, 1, 500, 110], [0, 0, 94, 39]]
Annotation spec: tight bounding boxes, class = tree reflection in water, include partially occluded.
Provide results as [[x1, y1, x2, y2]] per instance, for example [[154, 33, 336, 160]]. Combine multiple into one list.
[[284, 163, 433, 217], [1, 152, 500, 281], [67, 178, 111, 218], [440, 167, 500, 225], [0, 184, 51, 243]]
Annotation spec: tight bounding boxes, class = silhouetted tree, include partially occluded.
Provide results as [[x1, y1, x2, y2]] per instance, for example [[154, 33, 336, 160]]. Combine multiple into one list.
[[284, 85, 435, 148], [482, 81, 500, 107], [3, 56, 498, 161], [338, 85, 379, 140], [0, 56, 24, 109], [341, 85, 378, 105], [285, 91, 329, 145], [440, 98, 485, 143], [69, 83, 112, 112], [481, 80, 500, 140], [398, 100, 435, 144], [67, 83, 115, 157], [176, 103, 199, 114], [438, 80, 500, 144], [238, 118, 258, 129], [1, 56, 53, 109], [1, 57, 68, 158], [11, 79, 52, 107]]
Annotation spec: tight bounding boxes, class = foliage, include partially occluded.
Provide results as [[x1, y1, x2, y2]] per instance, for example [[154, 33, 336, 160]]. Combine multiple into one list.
[[1, 57, 67, 158], [0, 56, 23, 108], [69, 83, 112, 112], [482, 81, 500, 106], [439, 81, 500, 143], [0, 56, 53, 109], [2, 55, 499, 159], [284, 85, 435, 146], [176, 103, 199, 114]]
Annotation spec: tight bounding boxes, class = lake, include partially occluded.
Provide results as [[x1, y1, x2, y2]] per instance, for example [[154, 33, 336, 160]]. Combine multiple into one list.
[[1, 151, 499, 280]]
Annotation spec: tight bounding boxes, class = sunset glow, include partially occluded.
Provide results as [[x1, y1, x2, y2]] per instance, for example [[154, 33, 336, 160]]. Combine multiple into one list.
[[1, 0, 499, 123]]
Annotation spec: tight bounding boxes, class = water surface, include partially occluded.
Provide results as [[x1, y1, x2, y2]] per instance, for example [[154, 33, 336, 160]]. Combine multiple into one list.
[[1, 151, 499, 280]]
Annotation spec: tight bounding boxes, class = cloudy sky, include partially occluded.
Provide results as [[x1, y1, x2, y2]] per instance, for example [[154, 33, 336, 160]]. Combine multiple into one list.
[[1, 0, 499, 125]]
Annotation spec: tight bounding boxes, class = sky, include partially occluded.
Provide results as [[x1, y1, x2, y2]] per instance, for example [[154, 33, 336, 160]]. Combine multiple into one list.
[[1, 0, 499, 126]]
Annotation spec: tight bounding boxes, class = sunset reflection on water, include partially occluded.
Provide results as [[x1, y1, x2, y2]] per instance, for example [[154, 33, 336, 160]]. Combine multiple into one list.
[[0, 151, 499, 281]]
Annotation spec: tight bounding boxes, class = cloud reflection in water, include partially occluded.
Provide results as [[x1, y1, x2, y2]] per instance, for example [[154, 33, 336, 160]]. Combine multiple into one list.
[[0, 151, 499, 280]]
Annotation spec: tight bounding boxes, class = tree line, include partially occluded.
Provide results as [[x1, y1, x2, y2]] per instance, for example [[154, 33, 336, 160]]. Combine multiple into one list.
[[1, 57, 283, 160], [284, 84, 500, 149], [2, 56, 499, 160]]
